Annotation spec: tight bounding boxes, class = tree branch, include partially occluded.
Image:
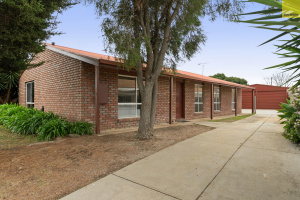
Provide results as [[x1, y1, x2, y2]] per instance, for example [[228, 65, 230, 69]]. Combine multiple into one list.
[[153, 0, 181, 78]]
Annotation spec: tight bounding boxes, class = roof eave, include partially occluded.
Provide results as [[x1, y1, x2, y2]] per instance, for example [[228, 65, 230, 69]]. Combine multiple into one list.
[[164, 72, 254, 89], [46, 45, 254, 90], [46, 45, 100, 67]]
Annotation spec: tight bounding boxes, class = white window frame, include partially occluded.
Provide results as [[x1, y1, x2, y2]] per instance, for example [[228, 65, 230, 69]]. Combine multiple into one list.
[[214, 86, 221, 111], [26, 81, 34, 108], [232, 88, 236, 110], [118, 75, 142, 119], [195, 84, 203, 113]]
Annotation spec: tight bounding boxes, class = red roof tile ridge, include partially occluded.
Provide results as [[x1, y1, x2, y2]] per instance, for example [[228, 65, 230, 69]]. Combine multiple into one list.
[[45, 43, 117, 61], [176, 69, 253, 89], [45, 43, 254, 89]]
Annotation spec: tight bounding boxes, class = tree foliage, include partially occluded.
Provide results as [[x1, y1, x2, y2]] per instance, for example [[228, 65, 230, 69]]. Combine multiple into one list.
[[0, 72, 19, 104], [240, 0, 300, 89], [210, 73, 248, 85], [0, 0, 76, 103], [88, 0, 244, 139], [0, 0, 76, 73]]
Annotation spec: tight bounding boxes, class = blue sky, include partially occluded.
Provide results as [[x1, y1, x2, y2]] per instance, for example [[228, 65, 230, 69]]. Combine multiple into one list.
[[47, 2, 291, 85]]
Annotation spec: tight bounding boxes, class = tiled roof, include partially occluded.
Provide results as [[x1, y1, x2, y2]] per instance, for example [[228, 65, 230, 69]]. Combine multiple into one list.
[[175, 70, 253, 89], [45, 43, 254, 89]]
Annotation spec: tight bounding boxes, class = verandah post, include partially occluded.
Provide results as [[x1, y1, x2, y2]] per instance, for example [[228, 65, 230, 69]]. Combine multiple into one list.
[[211, 83, 214, 120], [95, 64, 100, 134]]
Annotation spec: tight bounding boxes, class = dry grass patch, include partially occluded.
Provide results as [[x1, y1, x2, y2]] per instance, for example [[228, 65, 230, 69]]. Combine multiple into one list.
[[0, 125, 37, 149], [0, 124, 213, 200]]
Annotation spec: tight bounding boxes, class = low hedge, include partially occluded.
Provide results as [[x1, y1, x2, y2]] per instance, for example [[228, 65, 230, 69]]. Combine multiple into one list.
[[0, 104, 94, 141]]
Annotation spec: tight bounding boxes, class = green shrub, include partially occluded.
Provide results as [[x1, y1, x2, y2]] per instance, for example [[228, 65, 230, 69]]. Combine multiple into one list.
[[3, 111, 32, 134], [278, 98, 300, 143], [0, 104, 94, 141], [37, 119, 71, 141], [0, 104, 24, 124], [282, 113, 300, 143], [69, 121, 93, 135], [278, 99, 296, 122], [3, 110, 59, 135]]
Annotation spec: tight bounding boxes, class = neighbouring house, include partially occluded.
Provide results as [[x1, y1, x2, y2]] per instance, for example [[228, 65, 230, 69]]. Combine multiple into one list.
[[19, 44, 254, 134], [242, 84, 289, 110]]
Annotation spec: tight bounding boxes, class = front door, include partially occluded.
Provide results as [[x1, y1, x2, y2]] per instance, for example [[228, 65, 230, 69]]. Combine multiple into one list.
[[176, 82, 184, 119]]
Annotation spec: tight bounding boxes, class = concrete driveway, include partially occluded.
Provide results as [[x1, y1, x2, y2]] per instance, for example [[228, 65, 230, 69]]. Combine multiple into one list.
[[61, 114, 300, 200]]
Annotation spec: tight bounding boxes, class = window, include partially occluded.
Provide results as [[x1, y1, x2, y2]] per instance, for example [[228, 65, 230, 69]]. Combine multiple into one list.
[[214, 86, 221, 111], [26, 81, 34, 108], [118, 76, 141, 118], [232, 89, 236, 110], [195, 84, 203, 112]]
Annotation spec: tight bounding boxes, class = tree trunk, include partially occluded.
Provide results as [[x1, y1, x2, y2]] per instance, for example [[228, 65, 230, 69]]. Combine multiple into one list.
[[136, 81, 157, 140], [150, 80, 158, 132], [5, 85, 11, 104]]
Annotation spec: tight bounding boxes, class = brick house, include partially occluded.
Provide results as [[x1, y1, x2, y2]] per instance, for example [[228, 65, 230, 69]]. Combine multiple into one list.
[[19, 44, 254, 134]]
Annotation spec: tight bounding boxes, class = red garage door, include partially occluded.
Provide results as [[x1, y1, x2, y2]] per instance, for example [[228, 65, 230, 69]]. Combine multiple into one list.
[[242, 84, 289, 110], [256, 91, 288, 109]]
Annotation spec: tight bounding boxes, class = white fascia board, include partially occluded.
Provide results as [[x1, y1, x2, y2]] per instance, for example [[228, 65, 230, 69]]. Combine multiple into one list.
[[46, 45, 99, 66]]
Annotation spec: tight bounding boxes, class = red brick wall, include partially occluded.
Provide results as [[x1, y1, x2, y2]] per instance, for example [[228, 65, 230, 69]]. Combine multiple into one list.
[[79, 67, 172, 129], [155, 76, 172, 123], [183, 81, 241, 120], [19, 49, 83, 122], [19, 49, 242, 131]]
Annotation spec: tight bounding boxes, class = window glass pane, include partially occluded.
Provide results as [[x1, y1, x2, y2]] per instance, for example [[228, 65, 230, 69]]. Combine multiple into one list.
[[27, 104, 34, 109], [26, 82, 34, 103], [118, 104, 137, 118], [199, 86, 203, 103], [118, 77, 136, 103], [214, 86, 220, 111], [26, 83, 31, 102], [195, 85, 203, 113], [32, 82, 34, 102], [118, 76, 143, 119], [199, 103, 203, 112], [194, 85, 198, 102], [137, 104, 141, 116], [214, 87, 220, 102]]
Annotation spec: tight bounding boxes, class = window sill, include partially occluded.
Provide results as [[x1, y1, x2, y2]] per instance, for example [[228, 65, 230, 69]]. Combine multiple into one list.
[[194, 112, 204, 114], [214, 111, 221, 113], [118, 117, 140, 122]]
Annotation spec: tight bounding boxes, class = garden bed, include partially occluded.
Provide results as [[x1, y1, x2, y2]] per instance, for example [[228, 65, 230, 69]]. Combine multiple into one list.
[[0, 124, 213, 200]]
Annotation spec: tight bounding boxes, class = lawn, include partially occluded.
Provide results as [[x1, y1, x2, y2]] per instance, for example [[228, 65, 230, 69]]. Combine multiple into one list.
[[211, 114, 253, 122], [0, 124, 213, 200], [0, 125, 37, 149]]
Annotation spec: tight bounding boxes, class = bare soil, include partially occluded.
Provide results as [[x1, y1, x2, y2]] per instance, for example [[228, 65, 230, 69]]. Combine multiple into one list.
[[0, 124, 213, 200]]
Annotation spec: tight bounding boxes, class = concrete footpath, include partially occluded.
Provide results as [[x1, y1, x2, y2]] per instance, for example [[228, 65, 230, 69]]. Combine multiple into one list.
[[61, 113, 300, 200]]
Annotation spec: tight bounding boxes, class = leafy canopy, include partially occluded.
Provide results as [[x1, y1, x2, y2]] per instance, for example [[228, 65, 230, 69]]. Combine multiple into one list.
[[87, 0, 244, 71], [210, 73, 248, 85], [240, 0, 300, 89], [0, 0, 76, 73]]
